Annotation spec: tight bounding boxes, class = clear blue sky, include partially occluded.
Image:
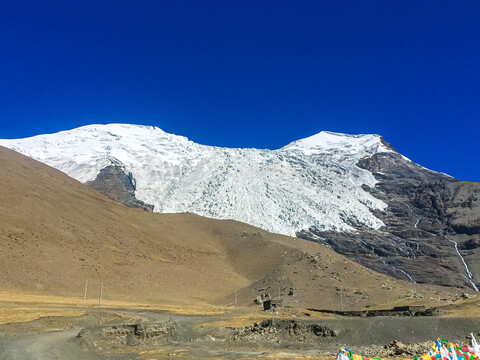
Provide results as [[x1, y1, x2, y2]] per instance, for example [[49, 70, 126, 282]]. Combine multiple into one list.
[[1, 1, 479, 180]]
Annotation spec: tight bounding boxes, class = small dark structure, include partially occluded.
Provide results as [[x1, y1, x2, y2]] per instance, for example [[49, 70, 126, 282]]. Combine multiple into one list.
[[256, 292, 273, 310]]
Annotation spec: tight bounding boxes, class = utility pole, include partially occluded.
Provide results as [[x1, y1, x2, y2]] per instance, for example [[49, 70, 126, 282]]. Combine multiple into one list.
[[234, 290, 237, 308], [99, 279, 103, 307], [340, 293, 344, 311], [83, 280, 88, 304], [386, 292, 389, 309]]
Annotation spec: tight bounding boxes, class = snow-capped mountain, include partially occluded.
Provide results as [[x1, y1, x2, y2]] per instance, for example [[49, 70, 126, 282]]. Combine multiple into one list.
[[2, 123, 480, 290], [0, 124, 392, 236]]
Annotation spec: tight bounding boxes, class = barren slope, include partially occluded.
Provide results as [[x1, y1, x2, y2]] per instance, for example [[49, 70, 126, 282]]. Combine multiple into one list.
[[0, 146, 449, 308]]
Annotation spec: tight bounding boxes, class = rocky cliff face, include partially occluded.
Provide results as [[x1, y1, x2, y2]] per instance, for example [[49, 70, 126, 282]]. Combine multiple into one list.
[[298, 152, 480, 290], [86, 165, 154, 211]]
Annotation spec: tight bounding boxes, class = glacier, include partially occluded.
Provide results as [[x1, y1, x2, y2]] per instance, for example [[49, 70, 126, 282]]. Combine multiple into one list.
[[0, 123, 395, 236]]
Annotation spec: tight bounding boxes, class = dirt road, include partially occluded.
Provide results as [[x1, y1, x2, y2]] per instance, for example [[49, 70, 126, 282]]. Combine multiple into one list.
[[0, 328, 110, 360]]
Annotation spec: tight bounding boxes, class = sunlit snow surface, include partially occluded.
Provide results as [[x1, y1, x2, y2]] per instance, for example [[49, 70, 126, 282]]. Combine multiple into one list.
[[0, 124, 394, 236]]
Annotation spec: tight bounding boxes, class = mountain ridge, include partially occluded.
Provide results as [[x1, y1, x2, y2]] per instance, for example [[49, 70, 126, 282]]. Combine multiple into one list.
[[1, 123, 478, 290]]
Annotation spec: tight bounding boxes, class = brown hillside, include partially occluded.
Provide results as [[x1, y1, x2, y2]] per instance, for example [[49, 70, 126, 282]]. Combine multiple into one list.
[[0, 146, 451, 308]]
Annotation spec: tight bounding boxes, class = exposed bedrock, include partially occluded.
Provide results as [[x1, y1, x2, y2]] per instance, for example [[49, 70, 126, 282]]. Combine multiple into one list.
[[86, 165, 154, 212], [299, 152, 480, 290]]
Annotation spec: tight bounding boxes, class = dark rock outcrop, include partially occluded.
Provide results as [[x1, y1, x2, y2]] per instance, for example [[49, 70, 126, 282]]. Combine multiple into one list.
[[86, 165, 154, 212]]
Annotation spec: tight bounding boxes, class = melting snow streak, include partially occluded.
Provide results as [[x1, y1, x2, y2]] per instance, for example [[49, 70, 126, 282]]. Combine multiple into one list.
[[449, 239, 479, 291]]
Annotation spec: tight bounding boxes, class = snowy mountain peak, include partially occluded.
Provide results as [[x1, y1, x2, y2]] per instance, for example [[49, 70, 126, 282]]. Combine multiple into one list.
[[281, 131, 392, 157], [19, 123, 187, 145], [0, 123, 397, 236]]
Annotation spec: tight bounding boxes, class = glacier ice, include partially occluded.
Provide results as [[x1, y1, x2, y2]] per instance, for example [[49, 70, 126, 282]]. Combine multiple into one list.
[[0, 124, 396, 236]]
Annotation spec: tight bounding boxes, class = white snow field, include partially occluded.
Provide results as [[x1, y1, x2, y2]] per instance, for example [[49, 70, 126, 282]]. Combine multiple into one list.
[[0, 124, 395, 236]]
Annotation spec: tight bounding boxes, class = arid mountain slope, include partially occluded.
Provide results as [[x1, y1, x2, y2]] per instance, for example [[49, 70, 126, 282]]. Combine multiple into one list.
[[0, 146, 449, 308]]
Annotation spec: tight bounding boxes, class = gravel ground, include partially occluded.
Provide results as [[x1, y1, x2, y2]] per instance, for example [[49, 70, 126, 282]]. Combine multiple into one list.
[[0, 308, 478, 360]]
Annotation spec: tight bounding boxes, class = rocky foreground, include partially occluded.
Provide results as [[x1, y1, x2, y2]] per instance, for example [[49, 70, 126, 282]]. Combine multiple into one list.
[[0, 303, 478, 359]]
